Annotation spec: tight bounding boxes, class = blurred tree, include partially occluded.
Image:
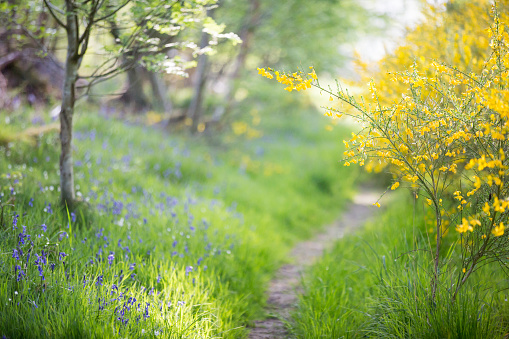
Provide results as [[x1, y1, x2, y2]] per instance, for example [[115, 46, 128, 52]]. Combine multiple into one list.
[[108, 7, 179, 113], [0, 0, 63, 107], [187, 0, 378, 129], [25, 0, 238, 204], [187, 7, 216, 132]]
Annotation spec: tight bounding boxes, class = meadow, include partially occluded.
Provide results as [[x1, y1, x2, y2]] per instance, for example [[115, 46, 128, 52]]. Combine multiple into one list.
[[0, 83, 358, 338], [3, 0, 509, 338]]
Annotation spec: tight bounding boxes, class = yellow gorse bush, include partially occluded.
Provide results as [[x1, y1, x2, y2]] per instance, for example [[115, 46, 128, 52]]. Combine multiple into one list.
[[257, 67, 316, 92], [259, 0, 509, 301]]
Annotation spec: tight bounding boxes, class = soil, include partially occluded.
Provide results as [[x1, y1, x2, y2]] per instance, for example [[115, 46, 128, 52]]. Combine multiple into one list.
[[248, 189, 382, 339]]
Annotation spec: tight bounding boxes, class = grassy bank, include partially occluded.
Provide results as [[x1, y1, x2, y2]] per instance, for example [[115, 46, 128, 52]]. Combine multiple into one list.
[[291, 192, 509, 338], [0, 88, 356, 338]]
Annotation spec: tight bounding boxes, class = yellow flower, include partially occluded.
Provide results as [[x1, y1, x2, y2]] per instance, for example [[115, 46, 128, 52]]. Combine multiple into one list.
[[456, 218, 473, 233], [492, 222, 505, 237], [373, 202, 381, 208], [483, 202, 490, 215], [391, 182, 400, 190]]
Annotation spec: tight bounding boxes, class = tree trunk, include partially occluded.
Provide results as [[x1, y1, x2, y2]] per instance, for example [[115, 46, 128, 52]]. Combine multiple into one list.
[[147, 71, 172, 113], [110, 22, 150, 112], [59, 0, 80, 204], [212, 0, 261, 122], [187, 26, 211, 132], [121, 65, 149, 111]]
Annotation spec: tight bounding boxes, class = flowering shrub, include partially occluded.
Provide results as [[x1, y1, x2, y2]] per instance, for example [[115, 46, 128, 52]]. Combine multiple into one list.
[[259, 2, 509, 300]]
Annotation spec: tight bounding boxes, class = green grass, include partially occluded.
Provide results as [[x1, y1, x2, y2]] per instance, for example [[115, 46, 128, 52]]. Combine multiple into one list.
[[291, 192, 509, 338], [0, 86, 357, 338]]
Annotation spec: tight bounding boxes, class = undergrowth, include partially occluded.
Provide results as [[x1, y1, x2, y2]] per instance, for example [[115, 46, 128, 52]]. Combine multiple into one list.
[[291, 192, 509, 338], [0, 90, 356, 338]]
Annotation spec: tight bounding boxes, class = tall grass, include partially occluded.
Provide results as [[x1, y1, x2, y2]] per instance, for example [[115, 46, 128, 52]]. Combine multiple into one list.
[[0, 90, 356, 338], [291, 193, 509, 338]]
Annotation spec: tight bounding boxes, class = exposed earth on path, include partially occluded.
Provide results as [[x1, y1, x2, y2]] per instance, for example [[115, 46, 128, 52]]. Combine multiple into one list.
[[248, 189, 383, 338]]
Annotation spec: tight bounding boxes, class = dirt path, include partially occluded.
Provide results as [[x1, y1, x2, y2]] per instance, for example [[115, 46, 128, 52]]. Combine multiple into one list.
[[248, 189, 382, 339]]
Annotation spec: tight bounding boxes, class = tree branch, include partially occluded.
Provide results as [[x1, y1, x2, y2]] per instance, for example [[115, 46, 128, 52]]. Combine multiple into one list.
[[42, 0, 67, 28], [92, 0, 131, 24]]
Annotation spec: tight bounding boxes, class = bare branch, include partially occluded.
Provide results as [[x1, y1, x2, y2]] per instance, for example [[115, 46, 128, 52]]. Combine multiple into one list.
[[19, 26, 64, 70], [92, 0, 131, 24], [42, 0, 67, 28]]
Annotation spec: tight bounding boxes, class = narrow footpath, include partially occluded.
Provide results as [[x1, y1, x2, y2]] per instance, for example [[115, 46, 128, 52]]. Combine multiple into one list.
[[248, 189, 382, 339]]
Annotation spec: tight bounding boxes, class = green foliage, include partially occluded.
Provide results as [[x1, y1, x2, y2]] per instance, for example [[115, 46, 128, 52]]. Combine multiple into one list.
[[291, 194, 509, 338], [213, 0, 380, 73], [0, 87, 356, 337]]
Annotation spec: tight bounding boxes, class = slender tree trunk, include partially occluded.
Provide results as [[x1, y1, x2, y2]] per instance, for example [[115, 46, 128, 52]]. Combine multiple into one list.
[[122, 65, 149, 111], [60, 0, 80, 204], [147, 71, 172, 113], [110, 22, 150, 112], [212, 0, 261, 122], [187, 25, 211, 132]]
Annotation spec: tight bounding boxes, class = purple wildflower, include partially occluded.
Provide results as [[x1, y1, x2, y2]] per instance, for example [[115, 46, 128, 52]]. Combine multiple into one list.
[[172, 240, 177, 248], [18, 228, 28, 246], [108, 253, 115, 265], [12, 249, 20, 260], [143, 303, 150, 319], [37, 265, 45, 280], [96, 275, 103, 287], [59, 232, 68, 241], [15, 265, 25, 281], [28, 198, 34, 207], [71, 212, 76, 223], [185, 266, 193, 276], [12, 214, 19, 230], [41, 251, 47, 265], [41, 224, 47, 232], [34, 254, 43, 265], [59, 252, 67, 261]]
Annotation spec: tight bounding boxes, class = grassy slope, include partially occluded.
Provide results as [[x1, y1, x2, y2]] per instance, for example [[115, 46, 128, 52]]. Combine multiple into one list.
[[291, 192, 509, 338], [0, 87, 357, 338]]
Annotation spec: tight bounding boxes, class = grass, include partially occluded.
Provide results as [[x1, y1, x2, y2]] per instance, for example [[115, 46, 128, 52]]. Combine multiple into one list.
[[291, 192, 509, 338], [0, 84, 358, 338]]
